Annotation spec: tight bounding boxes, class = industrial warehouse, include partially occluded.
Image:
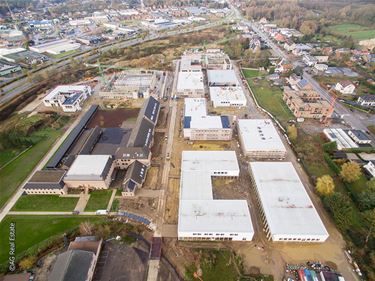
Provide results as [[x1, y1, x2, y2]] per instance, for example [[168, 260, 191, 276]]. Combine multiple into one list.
[[183, 98, 232, 140], [237, 119, 287, 159], [178, 151, 254, 241], [249, 162, 329, 242], [23, 96, 160, 196]]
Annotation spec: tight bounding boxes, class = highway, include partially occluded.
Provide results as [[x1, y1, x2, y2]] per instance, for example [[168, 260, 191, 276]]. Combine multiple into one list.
[[0, 18, 230, 106]]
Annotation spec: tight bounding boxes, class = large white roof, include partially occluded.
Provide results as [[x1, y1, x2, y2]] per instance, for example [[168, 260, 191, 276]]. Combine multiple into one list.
[[179, 151, 253, 235], [249, 162, 328, 238], [238, 119, 286, 153], [66, 155, 112, 179], [177, 72, 204, 91], [181, 151, 239, 173], [207, 69, 238, 85], [209, 86, 246, 104], [184, 98, 228, 129], [179, 200, 253, 234]]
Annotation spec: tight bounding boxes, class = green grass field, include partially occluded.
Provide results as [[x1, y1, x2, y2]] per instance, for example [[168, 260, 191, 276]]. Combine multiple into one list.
[[0, 149, 22, 168], [242, 68, 260, 78], [12, 195, 79, 211], [327, 24, 375, 41], [185, 250, 238, 281], [0, 128, 63, 208], [0, 216, 104, 266], [85, 190, 113, 211], [247, 77, 294, 126]]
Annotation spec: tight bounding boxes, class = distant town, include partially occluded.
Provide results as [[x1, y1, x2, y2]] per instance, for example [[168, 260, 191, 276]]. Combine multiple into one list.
[[0, 1, 374, 281]]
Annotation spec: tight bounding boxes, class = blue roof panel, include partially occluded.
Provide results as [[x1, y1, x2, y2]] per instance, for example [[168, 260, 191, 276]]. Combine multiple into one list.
[[184, 116, 191, 128], [220, 116, 230, 128]]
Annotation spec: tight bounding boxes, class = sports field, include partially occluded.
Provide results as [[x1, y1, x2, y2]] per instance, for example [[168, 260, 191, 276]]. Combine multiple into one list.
[[327, 24, 375, 41]]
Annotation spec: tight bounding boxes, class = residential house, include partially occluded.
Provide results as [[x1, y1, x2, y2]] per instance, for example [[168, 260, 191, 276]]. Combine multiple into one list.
[[314, 64, 328, 72], [303, 54, 317, 66], [335, 81, 355, 95]]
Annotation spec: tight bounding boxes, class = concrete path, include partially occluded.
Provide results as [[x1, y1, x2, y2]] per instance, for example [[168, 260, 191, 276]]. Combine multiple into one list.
[[7, 211, 98, 215], [106, 189, 117, 211], [74, 194, 91, 213]]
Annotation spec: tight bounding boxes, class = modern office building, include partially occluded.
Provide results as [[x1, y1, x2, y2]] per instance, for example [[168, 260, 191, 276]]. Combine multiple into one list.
[[249, 162, 329, 242], [237, 119, 286, 159], [43, 85, 92, 112], [209, 86, 247, 108], [178, 151, 254, 241], [183, 98, 232, 140]]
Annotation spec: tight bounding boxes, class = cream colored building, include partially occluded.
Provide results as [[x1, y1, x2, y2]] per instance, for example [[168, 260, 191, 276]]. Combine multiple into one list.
[[64, 155, 115, 189]]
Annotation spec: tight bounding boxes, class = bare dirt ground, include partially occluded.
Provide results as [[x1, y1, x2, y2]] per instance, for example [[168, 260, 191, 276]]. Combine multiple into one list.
[[143, 166, 160, 189], [87, 108, 139, 128], [120, 196, 158, 219]]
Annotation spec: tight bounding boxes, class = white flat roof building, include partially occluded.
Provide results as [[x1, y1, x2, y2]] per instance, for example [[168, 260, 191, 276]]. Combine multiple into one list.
[[323, 128, 359, 150], [207, 69, 239, 87], [183, 98, 232, 140], [178, 151, 254, 241], [238, 119, 287, 159], [43, 85, 91, 112], [64, 155, 114, 189], [209, 86, 247, 108], [176, 72, 204, 97], [249, 162, 329, 242]]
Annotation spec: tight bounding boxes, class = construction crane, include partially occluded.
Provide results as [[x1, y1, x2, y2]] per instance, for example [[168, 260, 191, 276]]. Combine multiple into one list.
[[321, 92, 337, 126]]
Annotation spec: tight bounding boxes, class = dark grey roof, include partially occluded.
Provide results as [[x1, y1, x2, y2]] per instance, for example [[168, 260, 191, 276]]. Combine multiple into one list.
[[349, 129, 370, 141], [46, 105, 98, 169], [48, 250, 95, 281], [125, 160, 147, 185], [79, 126, 102, 155], [24, 170, 66, 190], [142, 96, 160, 124], [359, 95, 375, 102], [127, 118, 154, 148]]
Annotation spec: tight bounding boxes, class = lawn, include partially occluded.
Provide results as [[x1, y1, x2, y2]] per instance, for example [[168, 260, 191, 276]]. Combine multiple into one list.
[[0, 215, 104, 266], [327, 23, 375, 41], [185, 250, 239, 281], [0, 149, 23, 168], [85, 190, 113, 211], [242, 68, 260, 79], [246, 77, 294, 126], [0, 128, 63, 208], [11, 195, 79, 211]]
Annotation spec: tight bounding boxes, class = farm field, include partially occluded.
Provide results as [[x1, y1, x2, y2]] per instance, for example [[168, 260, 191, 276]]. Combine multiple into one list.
[[11, 195, 79, 211], [327, 24, 375, 41], [0, 215, 103, 267]]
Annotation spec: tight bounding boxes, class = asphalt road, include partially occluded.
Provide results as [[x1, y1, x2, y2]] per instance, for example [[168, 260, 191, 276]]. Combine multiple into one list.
[[0, 19, 229, 106]]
